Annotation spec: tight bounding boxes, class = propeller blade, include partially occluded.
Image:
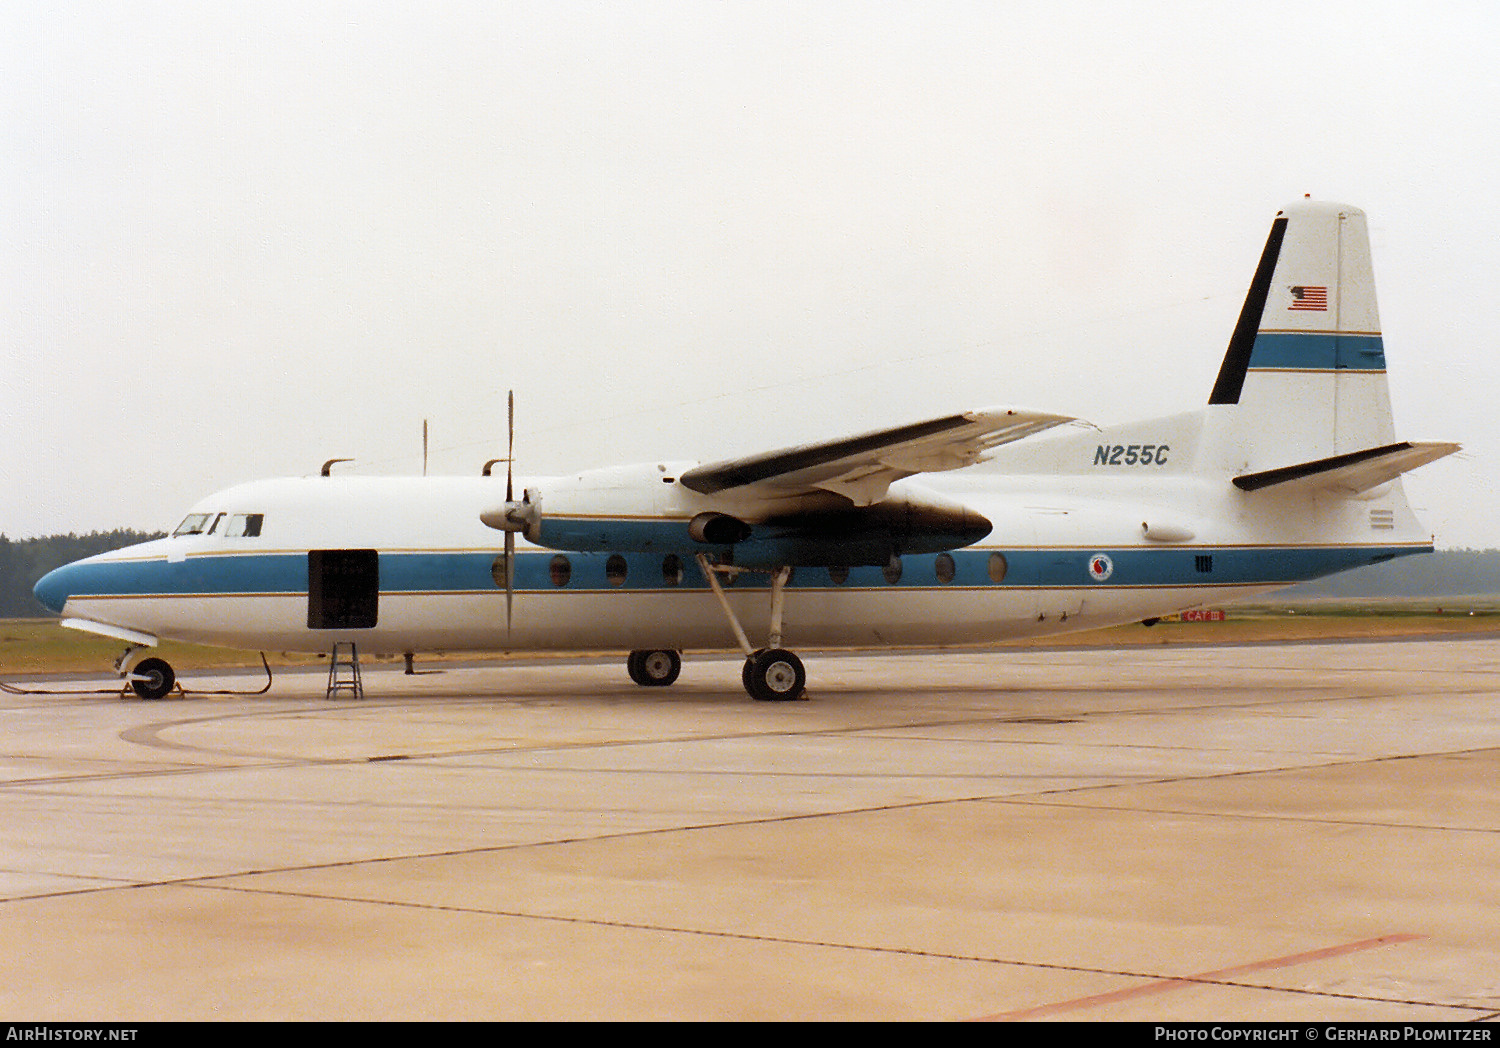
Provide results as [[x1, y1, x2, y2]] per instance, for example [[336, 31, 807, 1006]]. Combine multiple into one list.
[[505, 531, 515, 634], [506, 390, 515, 635], [506, 390, 515, 503]]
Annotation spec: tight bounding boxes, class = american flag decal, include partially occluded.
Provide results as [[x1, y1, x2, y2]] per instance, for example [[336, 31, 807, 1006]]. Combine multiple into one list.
[[1289, 285, 1328, 310]]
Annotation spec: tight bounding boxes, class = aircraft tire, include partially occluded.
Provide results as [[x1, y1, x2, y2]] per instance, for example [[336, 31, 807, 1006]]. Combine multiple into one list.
[[743, 648, 805, 702], [627, 649, 681, 687], [130, 657, 176, 700]]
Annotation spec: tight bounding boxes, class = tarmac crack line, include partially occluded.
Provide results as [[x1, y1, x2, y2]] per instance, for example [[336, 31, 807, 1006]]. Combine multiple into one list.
[[171, 882, 1491, 1018], [3, 746, 1496, 906]]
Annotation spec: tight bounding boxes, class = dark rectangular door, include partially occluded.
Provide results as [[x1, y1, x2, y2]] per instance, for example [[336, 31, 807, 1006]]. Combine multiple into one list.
[[307, 549, 379, 629]]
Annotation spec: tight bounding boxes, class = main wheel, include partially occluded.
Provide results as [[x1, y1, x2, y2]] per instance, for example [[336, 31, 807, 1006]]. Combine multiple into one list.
[[627, 649, 681, 687], [743, 648, 805, 702], [130, 657, 176, 700]]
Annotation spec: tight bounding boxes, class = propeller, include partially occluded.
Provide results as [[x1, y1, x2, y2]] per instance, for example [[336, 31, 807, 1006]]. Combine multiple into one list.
[[504, 391, 515, 633], [479, 390, 538, 636]]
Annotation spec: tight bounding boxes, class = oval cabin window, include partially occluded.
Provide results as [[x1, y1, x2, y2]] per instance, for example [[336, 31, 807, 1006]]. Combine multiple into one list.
[[988, 552, 1008, 584], [935, 553, 955, 584], [606, 554, 628, 587]]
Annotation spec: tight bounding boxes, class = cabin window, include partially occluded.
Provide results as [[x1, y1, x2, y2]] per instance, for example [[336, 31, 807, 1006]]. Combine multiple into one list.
[[662, 553, 683, 587], [1195, 554, 1214, 574], [549, 555, 572, 587], [606, 554, 628, 587], [935, 553, 955, 584], [172, 513, 212, 537], [987, 552, 1008, 584], [224, 513, 264, 538], [882, 556, 903, 585], [307, 549, 379, 629], [827, 566, 849, 586], [490, 553, 511, 589]]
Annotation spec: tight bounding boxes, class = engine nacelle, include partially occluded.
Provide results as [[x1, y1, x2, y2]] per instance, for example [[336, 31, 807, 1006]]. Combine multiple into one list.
[[489, 463, 992, 564], [687, 512, 752, 545]]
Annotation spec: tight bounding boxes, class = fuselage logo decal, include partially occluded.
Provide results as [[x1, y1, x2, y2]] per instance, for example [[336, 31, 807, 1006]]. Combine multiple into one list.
[[1087, 554, 1114, 582]]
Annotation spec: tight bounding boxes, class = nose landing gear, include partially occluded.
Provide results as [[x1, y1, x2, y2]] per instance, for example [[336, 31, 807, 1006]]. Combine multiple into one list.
[[115, 647, 178, 700]]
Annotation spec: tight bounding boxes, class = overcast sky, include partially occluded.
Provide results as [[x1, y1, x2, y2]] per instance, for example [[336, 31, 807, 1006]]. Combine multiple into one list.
[[7, 1, 1498, 547]]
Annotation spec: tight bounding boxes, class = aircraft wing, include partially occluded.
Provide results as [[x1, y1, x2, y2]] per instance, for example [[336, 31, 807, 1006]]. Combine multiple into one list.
[[679, 407, 1074, 507]]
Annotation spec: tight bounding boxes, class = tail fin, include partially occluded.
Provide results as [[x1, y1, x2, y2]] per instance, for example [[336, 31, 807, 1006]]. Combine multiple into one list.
[[1210, 200, 1399, 466], [979, 200, 1456, 491]]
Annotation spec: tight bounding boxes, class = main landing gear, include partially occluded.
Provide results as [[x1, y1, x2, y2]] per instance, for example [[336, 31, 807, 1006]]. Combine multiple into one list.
[[740, 647, 806, 702], [627, 648, 682, 687], [698, 556, 806, 702], [623, 559, 808, 701]]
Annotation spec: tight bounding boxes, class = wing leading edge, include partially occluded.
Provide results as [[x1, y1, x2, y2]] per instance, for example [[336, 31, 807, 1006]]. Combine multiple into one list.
[[678, 407, 1075, 507]]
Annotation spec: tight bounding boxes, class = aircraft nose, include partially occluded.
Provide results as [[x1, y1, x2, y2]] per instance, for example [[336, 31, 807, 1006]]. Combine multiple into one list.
[[33, 563, 78, 614]]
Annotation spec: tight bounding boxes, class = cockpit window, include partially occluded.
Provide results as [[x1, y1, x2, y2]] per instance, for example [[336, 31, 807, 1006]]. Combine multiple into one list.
[[172, 513, 213, 537], [224, 513, 264, 538]]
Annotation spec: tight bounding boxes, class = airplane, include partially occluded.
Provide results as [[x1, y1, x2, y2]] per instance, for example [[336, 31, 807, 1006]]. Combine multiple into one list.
[[33, 199, 1458, 702]]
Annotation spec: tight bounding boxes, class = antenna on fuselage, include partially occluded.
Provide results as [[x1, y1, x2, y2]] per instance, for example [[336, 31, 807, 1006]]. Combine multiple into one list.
[[321, 458, 353, 477], [423, 419, 428, 477]]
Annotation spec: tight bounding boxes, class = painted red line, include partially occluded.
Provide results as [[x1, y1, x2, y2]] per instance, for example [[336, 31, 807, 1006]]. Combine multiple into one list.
[[977, 932, 1424, 1021]]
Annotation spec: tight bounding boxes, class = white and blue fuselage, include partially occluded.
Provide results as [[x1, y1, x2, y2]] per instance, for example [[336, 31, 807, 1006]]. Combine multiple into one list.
[[33, 443, 1433, 655]]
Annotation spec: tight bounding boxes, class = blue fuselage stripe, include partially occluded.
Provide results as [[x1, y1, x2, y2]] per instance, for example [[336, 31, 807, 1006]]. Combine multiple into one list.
[[43, 543, 1427, 607], [1249, 331, 1386, 371]]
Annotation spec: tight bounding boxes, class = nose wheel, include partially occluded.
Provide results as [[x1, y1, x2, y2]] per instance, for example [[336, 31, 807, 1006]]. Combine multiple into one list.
[[127, 656, 176, 700]]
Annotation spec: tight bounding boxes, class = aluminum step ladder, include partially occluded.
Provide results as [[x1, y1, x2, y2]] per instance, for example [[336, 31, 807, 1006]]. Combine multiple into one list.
[[326, 642, 364, 700]]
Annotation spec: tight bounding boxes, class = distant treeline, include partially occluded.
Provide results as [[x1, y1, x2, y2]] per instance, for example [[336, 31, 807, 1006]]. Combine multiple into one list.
[[0, 531, 165, 618], [1283, 548, 1500, 601], [2, 533, 1498, 617]]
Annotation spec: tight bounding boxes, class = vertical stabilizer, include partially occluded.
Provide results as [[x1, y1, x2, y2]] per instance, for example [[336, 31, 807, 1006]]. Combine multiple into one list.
[[1209, 200, 1395, 469]]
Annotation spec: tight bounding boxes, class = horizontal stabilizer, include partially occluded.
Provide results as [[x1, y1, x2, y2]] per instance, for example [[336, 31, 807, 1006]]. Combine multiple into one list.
[[1231, 441, 1459, 495], [680, 407, 1073, 507]]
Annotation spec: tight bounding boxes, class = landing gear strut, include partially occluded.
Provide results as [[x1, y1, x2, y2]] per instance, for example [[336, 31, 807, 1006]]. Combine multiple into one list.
[[627, 649, 682, 687], [696, 556, 807, 701]]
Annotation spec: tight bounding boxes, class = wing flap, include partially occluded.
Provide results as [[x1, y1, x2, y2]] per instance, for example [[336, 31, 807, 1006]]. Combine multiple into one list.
[[679, 407, 1073, 507]]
